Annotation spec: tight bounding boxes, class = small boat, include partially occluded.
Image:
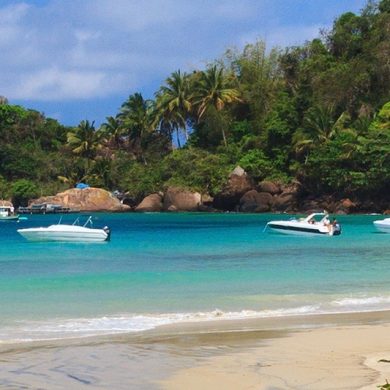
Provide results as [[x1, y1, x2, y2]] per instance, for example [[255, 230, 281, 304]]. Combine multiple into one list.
[[0, 204, 19, 221], [373, 217, 390, 233], [17, 216, 110, 242], [266, 212, 341, 236]]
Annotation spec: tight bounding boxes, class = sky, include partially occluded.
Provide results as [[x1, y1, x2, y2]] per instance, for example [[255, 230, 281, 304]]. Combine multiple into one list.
[[0, 0, 367, 127]]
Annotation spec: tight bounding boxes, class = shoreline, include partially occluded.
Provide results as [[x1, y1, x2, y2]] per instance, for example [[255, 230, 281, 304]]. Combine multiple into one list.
[[1, 311, 390, 389]]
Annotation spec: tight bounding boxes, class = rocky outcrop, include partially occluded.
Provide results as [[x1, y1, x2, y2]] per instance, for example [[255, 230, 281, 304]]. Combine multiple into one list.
[[272, 183, 300, 212], [163, 187, 201, 211], [213, 166, 253, 211], [135, 193, 163, 212], [32, 187, 130, 212], [0, 200, 13, 207], [239, 190, 273, 212], [335, 198, 357, 214], [258, 181, 281, 195]]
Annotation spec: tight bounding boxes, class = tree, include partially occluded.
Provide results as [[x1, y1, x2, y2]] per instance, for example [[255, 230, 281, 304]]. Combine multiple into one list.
[[293, 106, 344, 156], [66, 120, 102, 174], [118, 93, 155, 163], [11, 179, 38, 207], [100, 116, 124, 148], [193, 65, 242, 147], [156, 70, 192, 144]]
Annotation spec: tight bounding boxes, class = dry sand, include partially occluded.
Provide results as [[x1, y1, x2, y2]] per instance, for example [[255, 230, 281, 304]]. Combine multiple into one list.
[[160, 322, 390, 390]]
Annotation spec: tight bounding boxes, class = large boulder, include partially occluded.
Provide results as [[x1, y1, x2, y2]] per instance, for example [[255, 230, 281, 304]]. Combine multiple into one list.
[[135, 193, 163, 212], [32, 187, 130, 212], [239, 190, 273, 212], [334, 198, 357, 214], [272, 182, 301, 212], [258, 181, 280, 195], [163, 187, 201, 211], [213, 166, 253, 211], [0, 200, 13, 207]]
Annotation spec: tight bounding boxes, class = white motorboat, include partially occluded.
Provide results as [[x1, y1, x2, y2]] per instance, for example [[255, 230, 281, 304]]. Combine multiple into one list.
[[17, 216, 110, 242], [373, 217, 390, 233], [266, 212, 341, 236], [0, 204, 19, 221]]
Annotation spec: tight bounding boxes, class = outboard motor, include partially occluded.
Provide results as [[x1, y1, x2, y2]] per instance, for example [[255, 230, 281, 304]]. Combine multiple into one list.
[[103, 226, 111, 241]]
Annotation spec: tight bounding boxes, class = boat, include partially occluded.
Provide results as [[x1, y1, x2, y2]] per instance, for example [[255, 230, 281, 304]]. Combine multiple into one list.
[[266, 212, 341, 236], [373, 217, 390, 233], [0, 204, 19, 221], [17, 216, 110, 242]]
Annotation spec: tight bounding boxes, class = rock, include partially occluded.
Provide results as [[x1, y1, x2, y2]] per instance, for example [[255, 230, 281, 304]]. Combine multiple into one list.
[[32, 187, 130, 212], [213, 166, 253, 211], [258, 181, 280, 195], [272, 192, 296, 212], [0, 200, 13, 207], [239, 190, 273, 212], [335, 198, 357, 214], [135, 193, 163, 212], [384, 209, 390, 215], [163, 187, 201, 211], [201, 193, 214, 206], [230, 166, 246, 177]]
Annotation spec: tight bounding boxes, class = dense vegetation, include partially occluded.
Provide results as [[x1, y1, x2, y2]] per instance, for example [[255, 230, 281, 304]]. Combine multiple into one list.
[[0, 0, 389, 207]]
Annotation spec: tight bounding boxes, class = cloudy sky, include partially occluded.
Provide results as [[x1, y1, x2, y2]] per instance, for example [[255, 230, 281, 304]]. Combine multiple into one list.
[[1, 0, 367, 127]]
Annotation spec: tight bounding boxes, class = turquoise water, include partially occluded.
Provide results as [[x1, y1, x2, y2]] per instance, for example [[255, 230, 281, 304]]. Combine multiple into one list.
[[1, 212, 390, 342]]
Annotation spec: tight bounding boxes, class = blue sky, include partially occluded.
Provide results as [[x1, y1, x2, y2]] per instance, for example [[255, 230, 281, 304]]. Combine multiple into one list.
[[0, 0, 367, 127]]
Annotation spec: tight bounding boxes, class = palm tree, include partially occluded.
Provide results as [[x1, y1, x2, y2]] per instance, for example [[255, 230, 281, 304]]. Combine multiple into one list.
[[193, 65, 241, 146], [67, 120, 102, 173], [155, 70, 192, 144], [293, 106, 344, 162], [100, 116, 124, 148], [118, 93, 155, 163]]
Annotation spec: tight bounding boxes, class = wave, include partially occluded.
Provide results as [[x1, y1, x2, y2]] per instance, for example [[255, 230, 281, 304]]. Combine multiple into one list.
[[2, 294, 390, 344]]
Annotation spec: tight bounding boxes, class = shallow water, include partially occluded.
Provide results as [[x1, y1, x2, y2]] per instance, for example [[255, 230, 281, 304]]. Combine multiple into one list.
[[0, 212, 389, 343]]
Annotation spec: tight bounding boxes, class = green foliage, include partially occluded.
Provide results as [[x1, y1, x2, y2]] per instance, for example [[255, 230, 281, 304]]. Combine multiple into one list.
[[0, 3, 389, 205], [378, 379, 390, 389], [238, 149, 274, 180], [0, 176, 9, 199], [160, 148, 231, 195], [11, 179, 39, 207], [120, 162, 163, 201]]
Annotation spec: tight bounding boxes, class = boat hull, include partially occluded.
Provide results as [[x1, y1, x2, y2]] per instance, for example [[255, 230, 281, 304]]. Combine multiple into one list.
[[0, 215, 19, 221], [267, 222, 341, 236], [373, 219, 390, 233], [17, 225, 109, 242]]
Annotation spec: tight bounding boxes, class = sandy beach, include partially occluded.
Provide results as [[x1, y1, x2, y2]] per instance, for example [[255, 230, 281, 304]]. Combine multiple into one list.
[[160, 322, 390, 389], [160, 310, 390, 390], [1, 312, 390, 389]]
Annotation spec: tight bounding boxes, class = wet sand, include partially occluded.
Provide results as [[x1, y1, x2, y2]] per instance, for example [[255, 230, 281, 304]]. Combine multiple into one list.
[[1, 311, 390, 389]]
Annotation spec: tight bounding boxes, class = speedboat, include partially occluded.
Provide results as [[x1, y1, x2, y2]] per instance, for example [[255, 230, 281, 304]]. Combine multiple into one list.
[[373, 217, 390, 233], [266, 212, 341, 236], [0, 204, 19, 221], [17, 216, 110, 242]]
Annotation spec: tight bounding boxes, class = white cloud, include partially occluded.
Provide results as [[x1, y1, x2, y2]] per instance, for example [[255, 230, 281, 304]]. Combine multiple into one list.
[[7, 68, 128, 100], [0, 0, 363, 106]]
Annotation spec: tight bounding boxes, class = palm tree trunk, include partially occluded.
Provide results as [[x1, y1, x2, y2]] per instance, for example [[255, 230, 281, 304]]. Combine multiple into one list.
[[176, 129, 181, 148], [221, 128, 228, 147]]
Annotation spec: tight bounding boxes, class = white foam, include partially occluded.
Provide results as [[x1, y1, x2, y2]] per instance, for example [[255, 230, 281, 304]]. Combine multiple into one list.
[[332, 295, 390, 307], [2, 294, 390, 343]]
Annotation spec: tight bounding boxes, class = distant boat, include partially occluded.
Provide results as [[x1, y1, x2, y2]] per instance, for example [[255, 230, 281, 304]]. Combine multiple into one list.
[[17, 216, 110, 242], [266, 212, 341, 236], [0, 204, 19, 221], [373, 217, 390, 233]]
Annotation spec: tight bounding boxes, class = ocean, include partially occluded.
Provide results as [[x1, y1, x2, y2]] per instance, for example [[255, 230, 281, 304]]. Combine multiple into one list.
[[1, 212, 390, 344]]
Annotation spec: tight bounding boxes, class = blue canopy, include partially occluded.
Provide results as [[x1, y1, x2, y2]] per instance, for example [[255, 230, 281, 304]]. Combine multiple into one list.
[[75, 183, 90, 189]]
